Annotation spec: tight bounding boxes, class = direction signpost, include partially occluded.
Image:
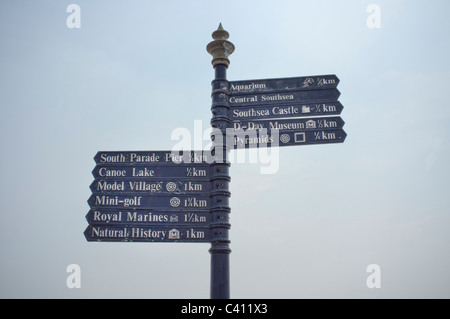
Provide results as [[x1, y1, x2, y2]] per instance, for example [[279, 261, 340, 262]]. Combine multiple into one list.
[[84, 150, 220, 243], [90, 179, 212, 194], [228, 82, 346, 149], [84, 24, 347, 299]]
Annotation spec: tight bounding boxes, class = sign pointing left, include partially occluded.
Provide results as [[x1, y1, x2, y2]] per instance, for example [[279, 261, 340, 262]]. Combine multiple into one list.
[[92, 165, 212, 180], [84, 225, 211, 243], [94, 151, 214, 165], [85, 150, 221, 244]]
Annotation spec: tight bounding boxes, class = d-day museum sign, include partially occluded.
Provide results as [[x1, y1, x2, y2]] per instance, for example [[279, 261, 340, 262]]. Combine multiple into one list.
[[84, 24, 346, 299]]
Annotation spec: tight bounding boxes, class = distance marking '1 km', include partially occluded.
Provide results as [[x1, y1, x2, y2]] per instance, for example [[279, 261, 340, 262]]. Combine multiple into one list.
[[90, 180, 212, 194], [84, 225, 211, 243]]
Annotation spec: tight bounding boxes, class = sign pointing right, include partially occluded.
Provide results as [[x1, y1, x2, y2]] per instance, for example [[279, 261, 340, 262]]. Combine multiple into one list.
[[232, 116, 345, 131], [232, 128, 347, 149], [230, 101, 344, 121], [229, 89, 341, 107], [229, 74, 339, 94]]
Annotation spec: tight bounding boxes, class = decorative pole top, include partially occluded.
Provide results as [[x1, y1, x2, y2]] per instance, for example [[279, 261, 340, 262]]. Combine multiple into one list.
[[206, 23, 235, 68]]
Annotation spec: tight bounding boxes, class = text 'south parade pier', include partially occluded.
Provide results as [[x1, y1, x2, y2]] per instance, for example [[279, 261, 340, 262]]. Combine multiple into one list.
[[84, 24, 346, 299]]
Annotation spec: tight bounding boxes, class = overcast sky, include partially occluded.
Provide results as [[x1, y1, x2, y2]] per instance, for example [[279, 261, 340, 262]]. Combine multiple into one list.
[[1, 0, 450, 298]]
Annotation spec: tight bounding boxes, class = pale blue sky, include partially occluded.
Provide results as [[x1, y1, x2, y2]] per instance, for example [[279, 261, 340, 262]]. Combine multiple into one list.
[[1, 0, 449, 298]]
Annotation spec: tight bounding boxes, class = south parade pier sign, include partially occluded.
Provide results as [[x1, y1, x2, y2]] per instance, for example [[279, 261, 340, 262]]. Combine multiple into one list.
[[93, 150, 214, 165]]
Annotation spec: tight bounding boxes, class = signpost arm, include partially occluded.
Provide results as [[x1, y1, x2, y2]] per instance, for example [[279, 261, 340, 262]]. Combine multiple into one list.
[[207, 24, 235, 299]]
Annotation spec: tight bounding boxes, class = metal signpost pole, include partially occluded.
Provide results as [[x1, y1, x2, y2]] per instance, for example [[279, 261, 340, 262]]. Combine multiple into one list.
[[207, 24, 234, 299]]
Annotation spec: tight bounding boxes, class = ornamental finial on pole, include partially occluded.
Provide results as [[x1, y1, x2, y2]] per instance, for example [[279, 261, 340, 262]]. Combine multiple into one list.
[[207, 23, 235, 68]]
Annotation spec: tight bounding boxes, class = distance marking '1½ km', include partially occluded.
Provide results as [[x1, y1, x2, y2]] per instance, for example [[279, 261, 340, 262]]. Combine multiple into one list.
[[85, 209, 211, 226], [87, 194, 213, 210], [92, 165, 212, 180]]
